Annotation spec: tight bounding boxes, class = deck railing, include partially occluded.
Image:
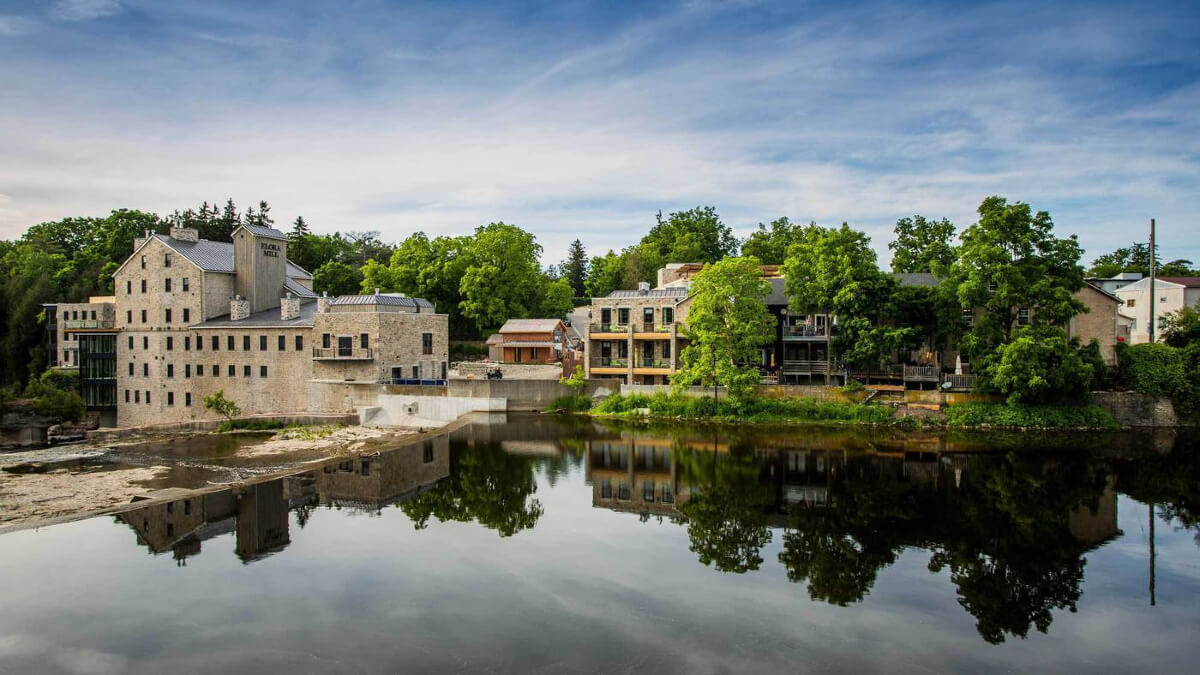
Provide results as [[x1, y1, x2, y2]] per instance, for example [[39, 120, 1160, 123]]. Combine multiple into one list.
[[782, 324, 828, 338], [312, 347, 374, 360], [903, 365, 939, 381], [781, 359, 830, 373], [943, 373, 977, 390], [590, 357, 629, 368], [634, 357, 672, 369], [63, 319, 115, 331]]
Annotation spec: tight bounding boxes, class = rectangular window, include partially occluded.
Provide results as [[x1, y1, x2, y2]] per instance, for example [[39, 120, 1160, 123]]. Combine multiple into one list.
[[212, 335, 219, 350], [142, 336, 148, 349], [143, 363, 148, 377], [259, 335, 267, 351], [360, 333, 369, 349], [212, 364, 219, 377], [227, 335, 234, 350], [260, 365, 268, 377], [90, 310, 96, 320], [422, 333, 433, 355], [182, 308, 190, 323], [126, 310, 132, 324], [164, 253, 171, 267], [196, 364, 203, 376], [182, 277, 189, 292], [166, 336, 173, 351], [128, 362, 134, 375], [361, 460, 370, 476], [140, 255, 146, 269], [135, 390, 140, 403], [322, 333, 330, 348], [228, 365, 235, 377], [126, 280, 132, 294], [124, 390, 130, 403], [145, 391, 150, 404], [165, 308, 172, 323], [618, 307, 630, 325], [127, 336, 134, 349], [185, 392, 191, 407], [196, 333, 202, 350], [165, 278, 172, 292], [663, 341, 671, 359], [423, 441, 434, 463], [412, 365, 420, 379], [167, 391, 174, 406], [243, 365, 250, 377], [643, 480, 655, 502], [141, 279, 146, 293], [662, 307, 674, 324], [184, 336, 190, 351], [141, 309, 147, 323], [295, 335, 303, 351], [278, 335, 285, 351], [184, 364, 190, 378], [1127, 299, 1136, 308], [243, 335, 250, 351]]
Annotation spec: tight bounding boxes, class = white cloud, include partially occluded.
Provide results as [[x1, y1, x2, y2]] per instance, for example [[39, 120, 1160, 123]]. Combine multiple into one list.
[[50, 0, 122, 22]]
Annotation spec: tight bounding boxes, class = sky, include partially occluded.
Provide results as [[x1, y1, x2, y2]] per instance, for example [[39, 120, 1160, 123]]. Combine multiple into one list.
[[1, 0, 1198, 267]]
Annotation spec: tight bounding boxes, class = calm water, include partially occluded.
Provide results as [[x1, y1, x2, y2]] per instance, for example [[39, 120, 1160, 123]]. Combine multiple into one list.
[[1, 416, 1197, 673]]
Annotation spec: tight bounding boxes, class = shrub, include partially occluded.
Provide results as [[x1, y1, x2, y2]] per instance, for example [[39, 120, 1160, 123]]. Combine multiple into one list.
[[592, 392, 895, 425], [945, 402, 1118, 429], [548, 395, 592, 412], [1116, 342, 1188, 400], [203, 390, 241, 421], [217, 419, 289, 432], [841, 378, 865, 394], [31, 387, 85, 422]]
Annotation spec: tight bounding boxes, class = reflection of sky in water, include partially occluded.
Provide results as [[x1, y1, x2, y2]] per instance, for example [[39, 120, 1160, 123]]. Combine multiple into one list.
[[0, 430, 1197, 674]]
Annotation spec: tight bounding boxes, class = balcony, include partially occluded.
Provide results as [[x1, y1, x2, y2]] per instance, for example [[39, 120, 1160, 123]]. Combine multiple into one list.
[[903, 365, 939, 382], [590, 357, 629, 372], [782, 324, 828, 339], [313, 347, 374, 360], [63, 319, 115, 331], [634, 321, 672, 335], [589, 323, 629, 336], [633, 357, 672, 373], [782, 359, 830, 373], [943, 373, 977, 391]]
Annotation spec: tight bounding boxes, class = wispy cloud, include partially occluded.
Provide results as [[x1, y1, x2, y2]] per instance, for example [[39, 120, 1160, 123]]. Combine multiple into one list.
[[49, 0, 122, 22], [0, 0, 1197, 265]]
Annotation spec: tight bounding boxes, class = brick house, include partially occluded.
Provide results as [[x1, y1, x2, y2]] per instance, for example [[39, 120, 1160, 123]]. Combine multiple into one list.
[[493, 318, 568, 364]]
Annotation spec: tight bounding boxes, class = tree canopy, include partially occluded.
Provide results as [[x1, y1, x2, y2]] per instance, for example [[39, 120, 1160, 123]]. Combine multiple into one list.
[[741, 217, 806, 265], [888, 215, 957, 274]]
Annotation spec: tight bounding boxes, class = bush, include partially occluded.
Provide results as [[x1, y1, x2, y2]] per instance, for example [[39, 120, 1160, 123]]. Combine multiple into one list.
[[548, 395, 592, 412], [945, 402, 1118, 429], [840, 378, 865, 394], [1116, 342, 1189, 400], [217, 419, 289, 432], [592, 392, 895, 425], [22, 370, 84, 422], [37, 368, 79, 392]]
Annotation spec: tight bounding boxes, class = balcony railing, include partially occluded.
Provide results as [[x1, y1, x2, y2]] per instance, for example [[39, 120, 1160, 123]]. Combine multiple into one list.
[[379, 378, 447, 386], [590, 357, 629, 369], [903, 365, 939, 381], [589, 323, 629, 334], [943, 374, 977, 390], [781, 359, 830, 373], [312, 347, 374, 360], [634, 357, 672, 369], [782, 324, 828, 338], [63, 319, 115, 331], [635, 322, 672, 334]]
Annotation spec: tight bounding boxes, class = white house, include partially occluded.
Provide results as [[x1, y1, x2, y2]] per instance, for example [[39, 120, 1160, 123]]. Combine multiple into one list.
[[1113, 276, 1200, 343]]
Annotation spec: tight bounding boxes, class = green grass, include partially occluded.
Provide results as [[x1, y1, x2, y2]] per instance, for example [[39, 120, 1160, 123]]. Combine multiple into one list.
[[590, 392, 896, 425], [217, 419, 290, 433], [547, 395, 593, 412], [944, 402, 1119, 429]]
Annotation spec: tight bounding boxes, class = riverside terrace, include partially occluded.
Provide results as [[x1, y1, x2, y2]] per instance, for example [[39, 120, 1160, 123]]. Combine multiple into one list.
[[44, 224, 448, 428]]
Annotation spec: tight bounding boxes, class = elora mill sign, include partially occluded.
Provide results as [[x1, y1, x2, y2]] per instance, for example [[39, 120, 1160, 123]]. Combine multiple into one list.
[[260, 241, 281, 258]]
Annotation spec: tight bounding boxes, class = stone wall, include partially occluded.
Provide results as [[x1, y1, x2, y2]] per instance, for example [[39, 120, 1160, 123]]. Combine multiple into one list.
[[1091, 391, 1179, 427], [450, 378, 619, 410], [1069, 285, 1121, 365]]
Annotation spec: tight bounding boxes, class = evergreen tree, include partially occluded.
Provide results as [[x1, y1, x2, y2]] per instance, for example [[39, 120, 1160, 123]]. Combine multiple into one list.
[[562, 239, 588, 296], [290, 216, 310, 239]]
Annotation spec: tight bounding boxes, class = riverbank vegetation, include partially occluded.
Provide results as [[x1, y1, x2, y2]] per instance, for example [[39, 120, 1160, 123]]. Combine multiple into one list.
[[944, 402, 1118, 429], [592, 392, 897, 425]]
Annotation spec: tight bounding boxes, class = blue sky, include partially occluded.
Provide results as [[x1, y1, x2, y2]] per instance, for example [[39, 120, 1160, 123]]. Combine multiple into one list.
[[1, 0, 1198, 266]]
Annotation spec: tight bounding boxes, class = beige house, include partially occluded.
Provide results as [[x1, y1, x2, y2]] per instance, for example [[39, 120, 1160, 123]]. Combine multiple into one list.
[[1113, 276, 1200, 343], [584, 283, 689, 385]]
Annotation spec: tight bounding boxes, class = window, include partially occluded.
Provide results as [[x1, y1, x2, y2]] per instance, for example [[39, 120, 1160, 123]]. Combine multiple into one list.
[[164, 253, 171, 267], [618, 307, 630, 325], [128, 362, 134, 375], [260, 365, 268, 377], [1161, 296, 1168, 303], [228, 364, 235, 376], [322, 333, 330, 348], [72, 310, 78, 320], [140, 255, 146, 269], [143, 363, 148, 377], [618, 482, 630, 500], [182, 308, 190, 323], [134, 390, 140, 403], [295, 335, 303, 351], [124, 390, 129, 403], [278, 335, 285, 351], [243, 365, 250, 377], [663, 341, 671, 359], [212, 335, 219, 350], [196, 364, 204, 376], [423, 441, 434, 463], [143, 336, 148, 349], [165, 278, 172, 292], [601, 480, 612, 498], [145, 391, 150, 404], [126, 310, 132, 324], [441, 361, 447, 380], [165, 309, 173, 323], [184, 336, 190, 351], [212, 364, 219, 377], [166, 364, 173, 378], [90, 310, 95, 320], [644, 481, 655, 502], [185, 393, 192, 407], [166, 336, 173, 351], [127, 336, 133, 349], [422, 333, 433, 355], [182, 277, 189, 292], [167, 391, 174, 406], [184, 499, 191, 514], [663, 307, 674, 324], [184, 364, 190, 378], [196, 333, 202, 350], [243, 335, 250, 351], [141, 279, 146, 293], [1127, 299, 1136, 308], [360, 333, 369, 349], [126, 280, 132, 294], [361, 460, 370, 476], [1016, 308, 1030, 325], [227, 335, 234, 350], [412, 365, 420, 378], [662, 485, 674, 504], [141, 309, 147, 323], [259, 335, 267, 351], [962, 308, 974, 328]]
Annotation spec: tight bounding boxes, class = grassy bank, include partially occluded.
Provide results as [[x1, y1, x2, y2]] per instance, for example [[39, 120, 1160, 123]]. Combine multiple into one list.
[[591, 392, 897, 425], [944, 402, 1118, 429]]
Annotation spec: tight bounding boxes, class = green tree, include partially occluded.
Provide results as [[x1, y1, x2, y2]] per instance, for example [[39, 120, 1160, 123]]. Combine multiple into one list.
[[361, 232, 475, 336], [290, 216, 310, 238], [741, 217, 806, 265], [641, 206, 738, 267], [203, 390, 241, 421], [585, 250, 626, 297], [782, 223, 913, 369], [673, 257, 774, 399], [987, 326, 1096, 403], [458, 223, 544, 331], [312, 261, 361, 297], [1161, 305, 1200, 348], [949, 197, 1088, 401], [539, 277, 575, 318], [562, 239, 588, 297], [1088, 242, 1194, 278], [888, 215, 957, 273]]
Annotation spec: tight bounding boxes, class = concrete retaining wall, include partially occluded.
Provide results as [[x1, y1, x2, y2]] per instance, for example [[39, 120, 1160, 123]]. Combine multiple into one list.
[[1091, 391, 1178, 427], [362, 394, 505, 427], [449, 378, 619, 411]]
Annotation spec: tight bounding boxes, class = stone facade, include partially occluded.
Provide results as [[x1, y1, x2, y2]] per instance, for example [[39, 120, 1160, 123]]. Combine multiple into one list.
[[48, 297, 116, 368], [585, 285, 690, 385], [1068, 284, 1123, 365]]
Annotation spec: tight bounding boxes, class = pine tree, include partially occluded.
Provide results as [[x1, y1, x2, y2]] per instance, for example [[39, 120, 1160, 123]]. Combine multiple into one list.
[[257, 200, 274, 228], [291, 216, 310, 239], [563, 238, 588, 297]]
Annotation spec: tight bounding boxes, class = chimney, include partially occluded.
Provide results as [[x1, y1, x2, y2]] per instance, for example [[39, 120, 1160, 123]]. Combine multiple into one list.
[[170, 226, 198, 242], [230, 295, 250, 321], [133, 229, 150, 251], [280, 292, 300, 321], [374, 288, 381, 295], [316, 292, 331, 314], [637, 281, 650, 294]]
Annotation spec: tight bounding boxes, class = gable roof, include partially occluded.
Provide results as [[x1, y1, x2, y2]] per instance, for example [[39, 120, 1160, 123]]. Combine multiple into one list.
[[1157, 277, 1200, 288], [119, 233, 312, 279], [498, 318, 565, 333], [1082, 282, 1122, 304], [284, 276, 317, 299], [233, 224, 289, 240], [894, 272, 940, 287], [604, 287, 690, 299], [1113, 276, 1199, 292]]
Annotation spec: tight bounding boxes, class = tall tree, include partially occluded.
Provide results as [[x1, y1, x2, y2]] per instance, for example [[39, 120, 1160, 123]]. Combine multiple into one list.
[[538, 278, 575, 318], [562, 239, 588, 296], [673, 257, 774, 399], [888, 215, 957, 273], [458, 223, 544, 331], [290, 216, 310, 239], [585, 250, 626, 297], [312, 261, 361, 297], [640, 206, 737, 269], [741, 217, 805, 265]]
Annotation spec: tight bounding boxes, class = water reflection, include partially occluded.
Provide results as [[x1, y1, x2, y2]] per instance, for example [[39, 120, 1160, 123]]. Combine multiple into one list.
[[109, 416, 1199, 647]]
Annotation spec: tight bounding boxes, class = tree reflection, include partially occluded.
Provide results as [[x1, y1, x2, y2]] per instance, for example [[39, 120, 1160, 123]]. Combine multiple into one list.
[[1113, 442, 1200, 546], [676, 449, 774, 573], [400, 442, 544, 537]]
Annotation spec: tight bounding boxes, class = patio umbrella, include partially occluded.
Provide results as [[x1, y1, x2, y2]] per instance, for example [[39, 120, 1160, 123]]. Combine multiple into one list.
[[955, 354, 963, 375]]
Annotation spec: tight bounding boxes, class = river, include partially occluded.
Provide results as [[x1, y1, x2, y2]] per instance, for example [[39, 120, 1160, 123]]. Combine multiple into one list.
[[0, 414, 1196, 673]]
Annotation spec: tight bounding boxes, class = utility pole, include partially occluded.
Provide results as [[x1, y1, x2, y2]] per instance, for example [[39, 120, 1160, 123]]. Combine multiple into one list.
[[1149, 218, 1157, 343], [1150, 501, 1157, 606]]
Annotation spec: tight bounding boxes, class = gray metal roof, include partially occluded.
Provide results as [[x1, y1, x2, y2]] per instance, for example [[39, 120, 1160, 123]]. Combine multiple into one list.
[[191, 300, 318, 328], [330, 293, 435, 310], [235, 224, 289, 240], [284, 277, 317, 298], [604, 287, 689, 299], [498, 318, 563, 333], [151, 234, 311, 279], [894, 272, 940, 288]]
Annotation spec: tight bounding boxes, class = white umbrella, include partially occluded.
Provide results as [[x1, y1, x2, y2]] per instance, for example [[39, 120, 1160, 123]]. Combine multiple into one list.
[[955, 354, 963, 375]]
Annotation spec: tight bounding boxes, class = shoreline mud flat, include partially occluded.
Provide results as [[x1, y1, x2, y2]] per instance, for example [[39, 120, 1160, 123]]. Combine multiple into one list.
[[0, 423, 439, 531]]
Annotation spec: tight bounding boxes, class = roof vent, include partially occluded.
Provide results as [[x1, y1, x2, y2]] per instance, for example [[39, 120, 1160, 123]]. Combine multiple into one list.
[[638, 281, 650, 294]]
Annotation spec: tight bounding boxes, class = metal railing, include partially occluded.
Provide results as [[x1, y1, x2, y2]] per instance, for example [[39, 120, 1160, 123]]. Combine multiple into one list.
[[633, 357, 672, 369], [903, 365, 939, 381], [781, 359, 830, 373], [63, 319, 115, 330], [589, 323, 629, 334], [943, 374, 976, 390], [312, 347, 374, 360], [590, 357, 629, 368], [379, 378, 447, 386], [782, 324, 828, 338], [635, 321, 672, 333]]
